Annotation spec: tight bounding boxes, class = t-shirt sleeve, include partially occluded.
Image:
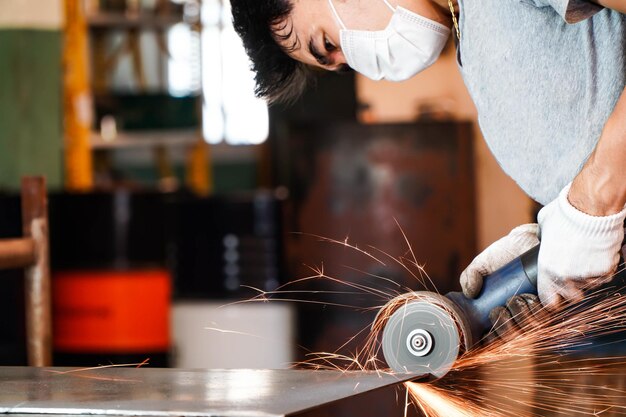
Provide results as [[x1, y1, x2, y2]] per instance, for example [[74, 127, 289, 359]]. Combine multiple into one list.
[[528, 0, 604, 23]]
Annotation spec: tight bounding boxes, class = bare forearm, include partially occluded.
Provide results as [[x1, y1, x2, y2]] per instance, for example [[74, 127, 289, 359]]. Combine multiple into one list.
[[592, 0, 626, 14], [569, 87, 626, 215]]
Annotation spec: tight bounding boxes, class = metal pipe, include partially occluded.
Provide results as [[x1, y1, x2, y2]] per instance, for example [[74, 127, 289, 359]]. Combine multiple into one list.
[[0, 238, 36, 270], [21, 177, 52, 367]]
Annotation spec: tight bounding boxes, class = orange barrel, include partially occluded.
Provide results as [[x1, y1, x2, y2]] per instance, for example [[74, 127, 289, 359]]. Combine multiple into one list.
[[53, 269, 171, 366], [48, 191, 172, 367]]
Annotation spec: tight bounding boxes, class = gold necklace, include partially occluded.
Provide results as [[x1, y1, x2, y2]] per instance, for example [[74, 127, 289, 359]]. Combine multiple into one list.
[[448, 0, 461, 40]]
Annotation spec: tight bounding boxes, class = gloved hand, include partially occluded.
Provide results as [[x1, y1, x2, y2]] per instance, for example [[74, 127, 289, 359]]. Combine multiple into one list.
[[460, 224, 539, 298], [487, 293, 547, 341], [536, 183, 626, 309]]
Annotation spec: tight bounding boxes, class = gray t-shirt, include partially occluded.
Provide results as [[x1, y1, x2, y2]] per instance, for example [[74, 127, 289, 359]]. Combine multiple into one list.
[[457, 0, 626, 205]]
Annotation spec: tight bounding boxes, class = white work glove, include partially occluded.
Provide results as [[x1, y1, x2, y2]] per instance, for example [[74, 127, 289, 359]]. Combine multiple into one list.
[[460, 224, 543, 341], [460, 224, 539, 298], [537, 183, 626, 309]]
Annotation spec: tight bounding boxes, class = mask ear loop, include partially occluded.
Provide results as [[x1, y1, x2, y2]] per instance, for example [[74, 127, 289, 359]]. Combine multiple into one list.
[[327, 0, 347, 30], [381, 0, 396, 12]]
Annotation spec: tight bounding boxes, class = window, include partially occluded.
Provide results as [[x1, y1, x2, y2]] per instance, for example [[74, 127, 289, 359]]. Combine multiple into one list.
[[200, 0, 269, 145]]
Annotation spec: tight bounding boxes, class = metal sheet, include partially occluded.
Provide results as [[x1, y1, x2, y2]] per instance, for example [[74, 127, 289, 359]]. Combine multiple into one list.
[[0, 367, 420, 417]]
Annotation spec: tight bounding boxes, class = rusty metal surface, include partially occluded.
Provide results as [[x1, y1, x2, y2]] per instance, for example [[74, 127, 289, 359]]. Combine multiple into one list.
[[284, 122, 476, 353], [21, 177, 52, 367], [285, 122, 476, 296], [0, 367, 420, 417], [0, 237, 35, 269]]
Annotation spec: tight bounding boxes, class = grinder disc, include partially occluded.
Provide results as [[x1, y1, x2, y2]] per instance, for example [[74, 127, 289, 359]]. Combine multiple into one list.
[[381, 294, 461, 377]]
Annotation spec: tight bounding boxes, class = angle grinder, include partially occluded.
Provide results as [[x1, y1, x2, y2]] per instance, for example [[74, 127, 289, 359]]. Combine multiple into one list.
[[380, 245, 540, 378]]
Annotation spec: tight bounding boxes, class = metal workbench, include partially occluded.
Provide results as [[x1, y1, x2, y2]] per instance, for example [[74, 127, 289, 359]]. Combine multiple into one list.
[[0, 367, 415, 417]]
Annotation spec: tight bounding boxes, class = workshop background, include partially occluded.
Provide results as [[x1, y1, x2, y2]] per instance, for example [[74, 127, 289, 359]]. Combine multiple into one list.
[[0, 0, 536, 415]]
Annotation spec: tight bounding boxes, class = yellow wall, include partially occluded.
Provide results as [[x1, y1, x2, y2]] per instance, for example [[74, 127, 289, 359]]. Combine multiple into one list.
[[356, 46, 533, 250]]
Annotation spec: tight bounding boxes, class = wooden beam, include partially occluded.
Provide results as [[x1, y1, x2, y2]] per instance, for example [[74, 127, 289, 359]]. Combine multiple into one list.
[[0, 238, 35, 269]]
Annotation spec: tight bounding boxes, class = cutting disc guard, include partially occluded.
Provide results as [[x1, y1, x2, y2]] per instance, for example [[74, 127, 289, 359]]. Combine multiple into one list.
[[381, 292, 462, 377]]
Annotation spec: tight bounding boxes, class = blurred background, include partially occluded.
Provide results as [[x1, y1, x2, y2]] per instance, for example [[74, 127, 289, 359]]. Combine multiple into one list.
[[0, 0, 534, 415]]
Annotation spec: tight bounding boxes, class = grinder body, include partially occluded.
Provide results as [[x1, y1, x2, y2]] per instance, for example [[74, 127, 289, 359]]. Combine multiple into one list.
[[381, 245, 540, 376], [446, 245, 539, 348]]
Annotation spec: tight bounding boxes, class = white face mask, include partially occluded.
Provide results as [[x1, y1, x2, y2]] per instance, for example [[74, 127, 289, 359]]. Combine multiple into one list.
[[327, 0, 451, 81]]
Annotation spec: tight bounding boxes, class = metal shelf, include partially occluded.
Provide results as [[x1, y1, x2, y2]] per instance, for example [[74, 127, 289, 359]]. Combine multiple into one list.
[[87, 12, 186, 30], [90, 129, 200, 149]]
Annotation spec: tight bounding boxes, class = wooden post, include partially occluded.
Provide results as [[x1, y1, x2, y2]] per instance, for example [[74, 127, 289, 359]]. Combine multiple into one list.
[[21, 177, 52, 367]]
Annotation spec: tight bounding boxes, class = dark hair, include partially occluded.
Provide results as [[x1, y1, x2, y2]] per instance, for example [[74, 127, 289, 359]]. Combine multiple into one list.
[[231, 0, 311, 104]]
